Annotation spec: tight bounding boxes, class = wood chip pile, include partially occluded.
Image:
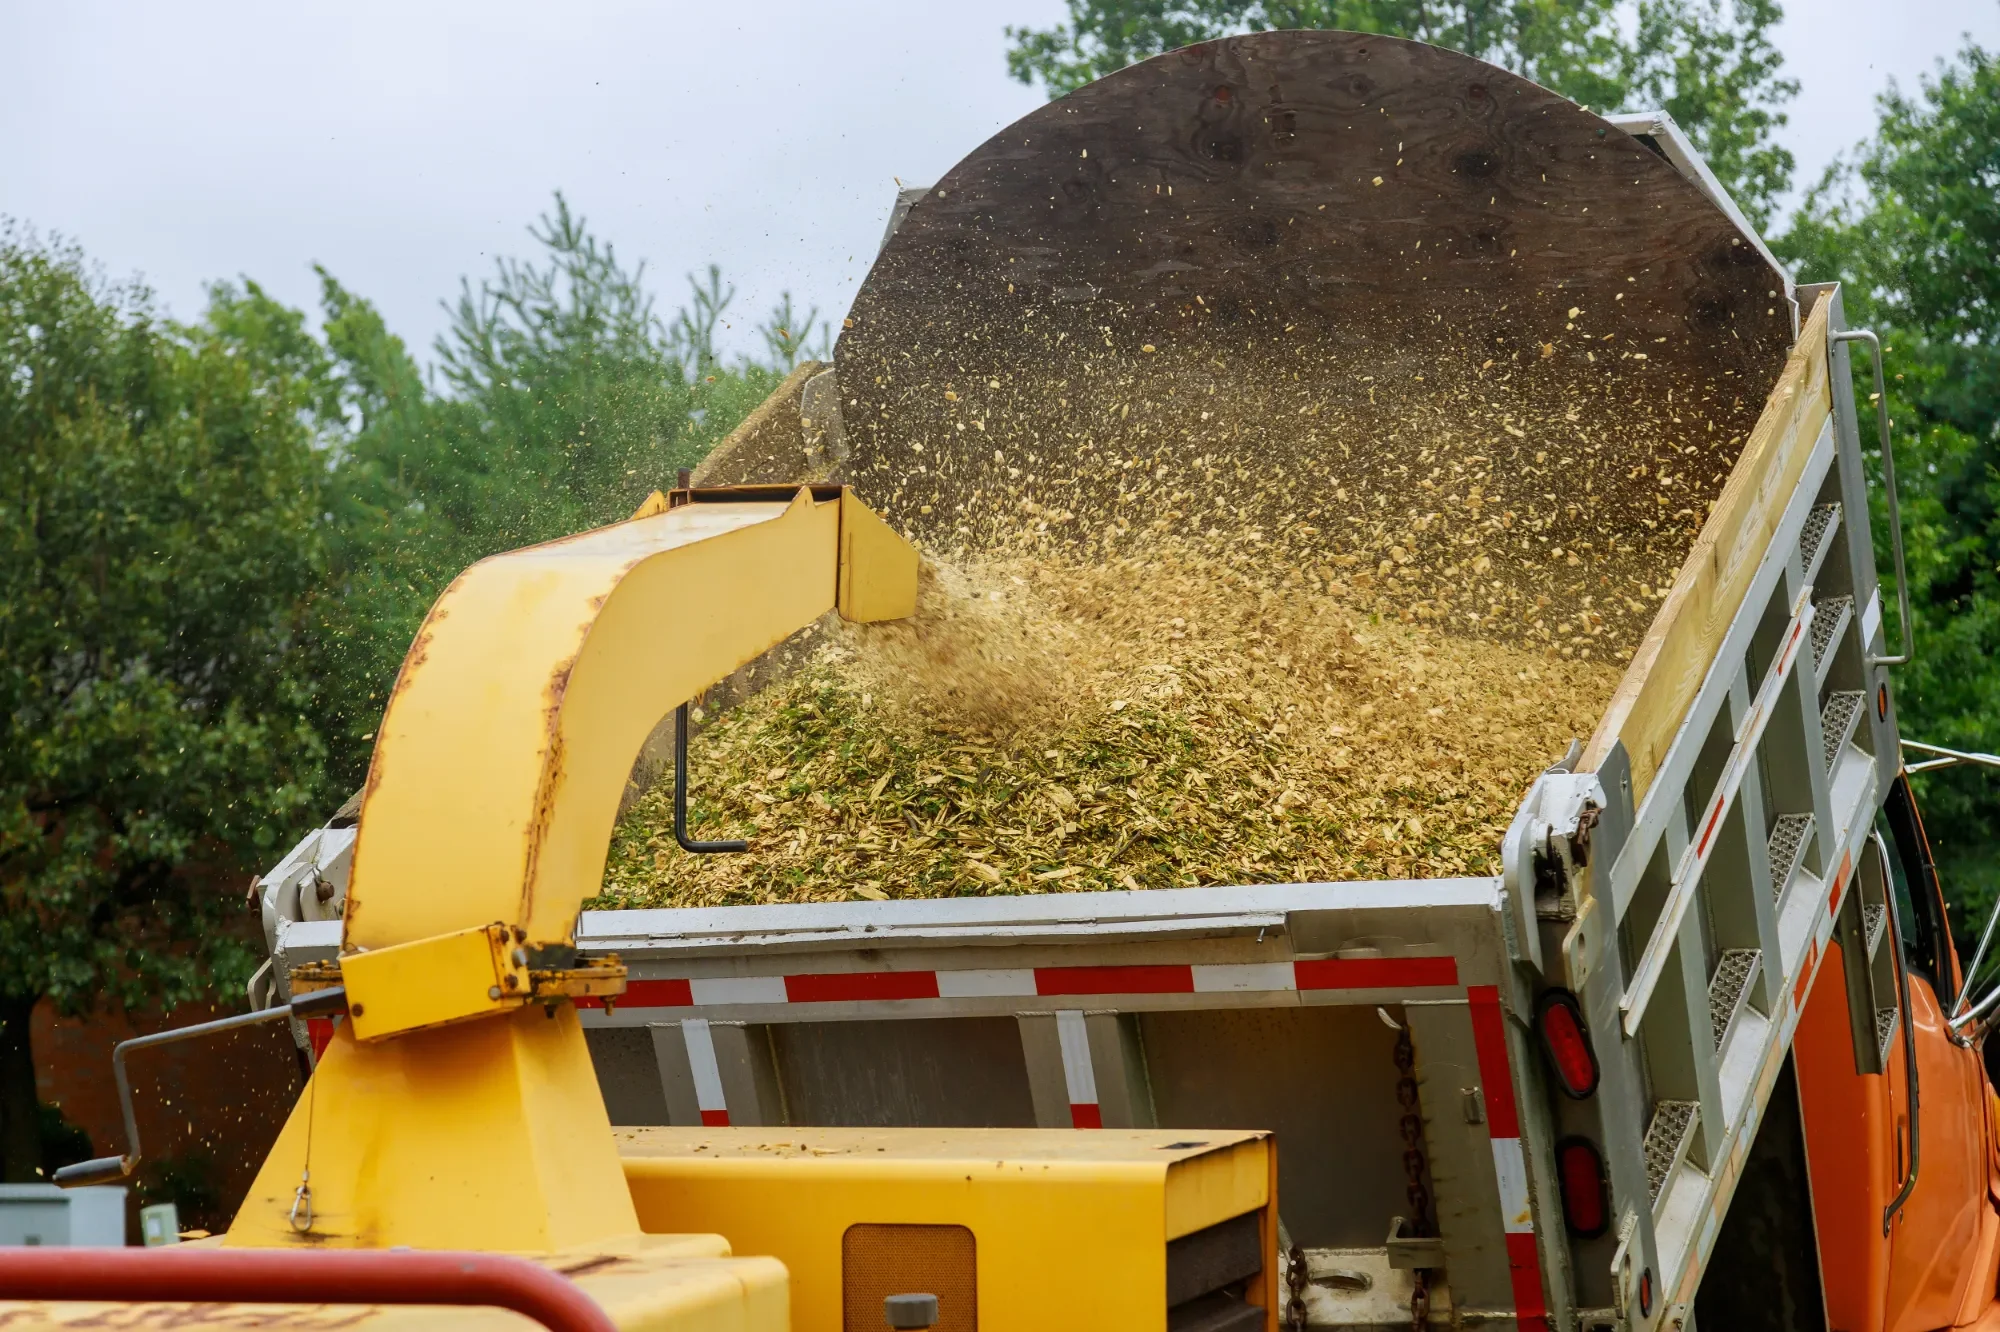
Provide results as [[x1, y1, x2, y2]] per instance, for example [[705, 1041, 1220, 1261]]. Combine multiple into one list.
[[600, 538, 1619, 908]]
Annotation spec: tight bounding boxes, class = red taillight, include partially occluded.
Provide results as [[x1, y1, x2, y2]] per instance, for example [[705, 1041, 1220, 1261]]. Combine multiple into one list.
[[1556, 1135, 1609, 1238], [1536, 988, 1600, 1098]]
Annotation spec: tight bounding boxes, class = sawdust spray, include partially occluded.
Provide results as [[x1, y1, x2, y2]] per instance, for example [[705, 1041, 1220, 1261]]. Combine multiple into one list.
[[592, 341, 1707, 906]]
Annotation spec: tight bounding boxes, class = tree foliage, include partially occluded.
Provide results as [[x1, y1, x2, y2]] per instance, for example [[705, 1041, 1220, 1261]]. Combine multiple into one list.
[[307, 197, 806, 783], [1005, 0, 1797, 224], [0, 229, 328, 1176], [1778, 40, 2000, 925], [0, 197, 811, 1178]]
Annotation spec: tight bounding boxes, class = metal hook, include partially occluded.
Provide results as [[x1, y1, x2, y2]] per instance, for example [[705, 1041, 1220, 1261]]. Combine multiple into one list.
[[289, 1172, 314, 1234]]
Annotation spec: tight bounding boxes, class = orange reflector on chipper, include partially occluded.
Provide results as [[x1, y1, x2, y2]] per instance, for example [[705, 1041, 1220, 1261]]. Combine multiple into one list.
[[1556, 1136, 1609, 1238], [1535, 988, 1600, 1098]]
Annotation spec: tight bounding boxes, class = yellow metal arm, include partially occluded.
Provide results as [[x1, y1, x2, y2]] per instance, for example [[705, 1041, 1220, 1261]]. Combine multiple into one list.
[[340, 485, 915, 1040], [227, 485, 915, 1252]]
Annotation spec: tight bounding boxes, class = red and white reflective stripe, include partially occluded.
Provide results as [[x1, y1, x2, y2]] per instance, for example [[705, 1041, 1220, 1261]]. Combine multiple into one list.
[[680, 1019, 730, 1126], [1055, 1011, 1101, 1129], [1470, 985, 1550, 1332], [597, 957, 1549, 1325], [608, 956, 1460, 1011]]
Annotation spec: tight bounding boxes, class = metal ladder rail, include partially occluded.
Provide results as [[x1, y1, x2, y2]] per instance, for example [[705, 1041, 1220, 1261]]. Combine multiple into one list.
[[1584, 417, 1851, 1324]]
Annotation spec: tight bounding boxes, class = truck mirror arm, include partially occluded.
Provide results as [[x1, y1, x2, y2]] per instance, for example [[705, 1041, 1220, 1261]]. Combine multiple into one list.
[[1901, 741, 2000, 1024]]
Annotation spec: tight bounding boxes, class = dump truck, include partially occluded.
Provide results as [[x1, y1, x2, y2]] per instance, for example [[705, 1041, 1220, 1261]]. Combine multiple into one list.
[[22, 27, 2000, 1332]]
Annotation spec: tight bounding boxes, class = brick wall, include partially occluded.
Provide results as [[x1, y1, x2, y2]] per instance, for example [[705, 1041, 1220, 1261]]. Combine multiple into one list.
[[35, 996, 303, 1239]]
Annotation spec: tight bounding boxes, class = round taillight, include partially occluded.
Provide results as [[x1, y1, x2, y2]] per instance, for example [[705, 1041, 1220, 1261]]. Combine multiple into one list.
[[1555, 1135, 1609, 1238], [1536, 988, 1601, 1099], [1639, 1266, 1655, 1316]]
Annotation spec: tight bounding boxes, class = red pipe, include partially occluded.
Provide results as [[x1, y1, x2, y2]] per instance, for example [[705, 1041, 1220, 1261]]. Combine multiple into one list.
[[0, 1247, 617, 1332]]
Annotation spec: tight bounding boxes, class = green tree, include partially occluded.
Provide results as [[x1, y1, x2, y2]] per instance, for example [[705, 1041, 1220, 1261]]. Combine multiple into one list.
[[307, 199, 804, 787], [429, 192, 700, 559], [1005, 0, 1797, 224], [1621, 1, 1796, 224], [1779, 40, 2000, 929], [0, 227, 327, 1179], [0, 197, 815, 1179], [757, 293, 832, 373]]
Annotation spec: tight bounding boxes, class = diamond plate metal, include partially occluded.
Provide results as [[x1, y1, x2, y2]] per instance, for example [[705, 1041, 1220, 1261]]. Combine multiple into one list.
[[1708, 950, 1762, 1048], [1877, 1007, 1899, 1064], [1822, 691, 1865, 771], [1767, 812, 1814, 900], [1644, 1100, 1700, 1203], [1799, 503, 1840, 575], [1811, 595, 1853, 669]]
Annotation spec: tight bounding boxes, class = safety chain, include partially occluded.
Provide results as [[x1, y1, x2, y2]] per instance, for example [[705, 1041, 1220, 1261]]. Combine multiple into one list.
[[1284, 1243, 1309, 1332], [1394, 1024, 1433, 1332]]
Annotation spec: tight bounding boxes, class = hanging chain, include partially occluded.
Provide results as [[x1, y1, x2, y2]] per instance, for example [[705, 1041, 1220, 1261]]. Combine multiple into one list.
[[1285, 1242, 1309, 1332], [1394, 1024, 1433, 1332]]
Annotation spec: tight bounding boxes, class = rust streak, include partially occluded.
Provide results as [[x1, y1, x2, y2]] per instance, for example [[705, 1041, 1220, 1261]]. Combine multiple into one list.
[[518, 657, 578, 930]]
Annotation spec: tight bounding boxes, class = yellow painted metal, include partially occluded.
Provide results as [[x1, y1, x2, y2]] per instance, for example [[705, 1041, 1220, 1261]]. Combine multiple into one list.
[[231, 1004, 640, 1251], [347, 485, 914, 958], [0, 1240, 789, 1330], [836, 490, 919, 623], [342, 923, 527, 1041], [616, 1126, 1276, 1332], [339, 484, 917, 1032], [225, 485, 918, 1265]]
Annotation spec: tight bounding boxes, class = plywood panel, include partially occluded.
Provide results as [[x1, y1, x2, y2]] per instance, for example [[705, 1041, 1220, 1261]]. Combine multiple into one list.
[[835, 29, 1792, 665]]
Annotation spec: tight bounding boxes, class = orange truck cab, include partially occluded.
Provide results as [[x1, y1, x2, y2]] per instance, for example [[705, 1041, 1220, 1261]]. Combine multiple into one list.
[[1795, 773, 2000, 1332]]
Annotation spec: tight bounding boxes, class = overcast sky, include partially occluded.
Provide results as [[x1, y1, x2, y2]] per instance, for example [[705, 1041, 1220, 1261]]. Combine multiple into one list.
[[3, 1, 1995, 365]]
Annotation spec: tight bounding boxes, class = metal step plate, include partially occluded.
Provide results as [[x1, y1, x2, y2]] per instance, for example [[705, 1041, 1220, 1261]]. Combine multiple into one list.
[[1800, 503, 1842, 583], [1821, 691, 1866, 772], [1644, 1100, 1701, 1205], [1767, 813, 1814, 901], [1810, 596, 1854, 688], [1865, 903, 1887, 958], [1708, 950, 1762, 1049]]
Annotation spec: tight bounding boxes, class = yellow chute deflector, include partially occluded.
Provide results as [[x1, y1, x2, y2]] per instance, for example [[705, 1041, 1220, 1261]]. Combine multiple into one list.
[[228, 485, 916, 1252], [338, 485, 916, 1038]]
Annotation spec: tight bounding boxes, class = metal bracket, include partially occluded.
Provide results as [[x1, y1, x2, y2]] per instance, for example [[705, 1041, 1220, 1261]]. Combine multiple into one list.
[[1385, 1216, 1445, 1271], [1503, 769, 1608, 971], [1562, 895, 1605, 993], [314, 925, 628, 1041]]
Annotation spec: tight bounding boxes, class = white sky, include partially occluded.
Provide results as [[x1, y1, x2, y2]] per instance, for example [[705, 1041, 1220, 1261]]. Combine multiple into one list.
[[2, 1, 1994, 365]]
